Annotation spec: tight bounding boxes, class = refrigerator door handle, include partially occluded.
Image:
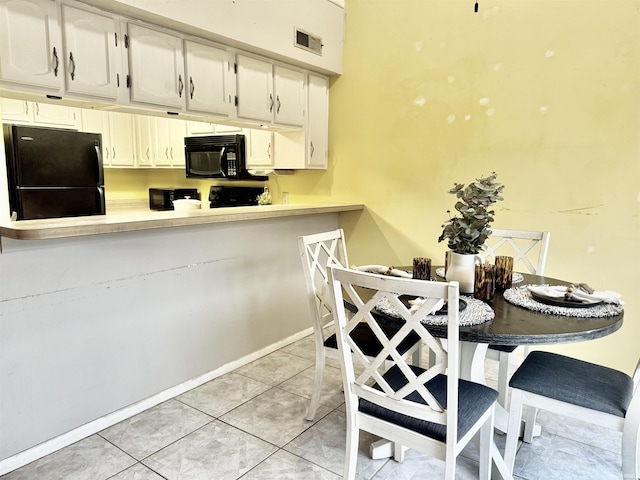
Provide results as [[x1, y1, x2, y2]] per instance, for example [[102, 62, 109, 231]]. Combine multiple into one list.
[[95, 145, 104, 186], [97, 187, 106, 214]]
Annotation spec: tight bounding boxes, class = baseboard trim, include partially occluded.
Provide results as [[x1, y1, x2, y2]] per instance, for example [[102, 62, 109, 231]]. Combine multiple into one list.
[[0, 327, 312, 476]]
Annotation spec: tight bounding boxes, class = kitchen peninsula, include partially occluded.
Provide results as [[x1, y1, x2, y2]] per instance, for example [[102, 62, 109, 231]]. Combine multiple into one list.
[[0, 202, 363, 474]]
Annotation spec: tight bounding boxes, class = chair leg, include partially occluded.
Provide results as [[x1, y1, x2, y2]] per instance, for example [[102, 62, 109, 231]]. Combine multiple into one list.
[[306, 345, 326, 421], [344, 421, 359, 480], [504, 389, 524, 473], [393, 442, 407, 463], [412, 344, 423, 367], [497, 351, 511, 408], [621, 393, 640, 480], [523, 405, 538, 443], [479, 409, 494, 480]]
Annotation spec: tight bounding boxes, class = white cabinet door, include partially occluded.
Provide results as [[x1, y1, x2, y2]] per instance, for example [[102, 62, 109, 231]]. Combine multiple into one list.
[[81, 109, 111, 164], [166, 118, 187, 167], [33, 101, 80, 128], [236, 54, 273, 123], [307, 74, 328, 169], [184, 40, 234, 116], [61, 4, 121, 100], [0, 98, 32, 123], [108, 112, 135, 167], [186, 120, 215, 136], [245, 129, 273, 168], [1, 98, 80, 128], [82, 109, 134, 167], [273, 66, 305, 127], [127, 23, 185, 109], [0, 0, 63, 92], [134, 115, 154, 166]]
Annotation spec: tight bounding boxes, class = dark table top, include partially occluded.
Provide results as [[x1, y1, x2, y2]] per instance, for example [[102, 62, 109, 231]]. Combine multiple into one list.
[[376, 268, 624, 346]]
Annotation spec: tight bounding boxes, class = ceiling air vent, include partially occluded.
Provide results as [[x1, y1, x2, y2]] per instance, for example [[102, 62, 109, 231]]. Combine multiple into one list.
[[294, 28, 322, 55]]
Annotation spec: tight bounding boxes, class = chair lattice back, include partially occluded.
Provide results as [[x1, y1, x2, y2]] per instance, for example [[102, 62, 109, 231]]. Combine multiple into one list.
[[298, 229, 349, 331], [328, 266, 461, 432], [481, 228, 551, 275]]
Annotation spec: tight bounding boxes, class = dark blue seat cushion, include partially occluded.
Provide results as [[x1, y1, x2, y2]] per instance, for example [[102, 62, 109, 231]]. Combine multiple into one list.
[[358, 365, 498, 441], [488, 344, 518, 353], [509, 351, 634, 417], [324, 323, 421, 358]]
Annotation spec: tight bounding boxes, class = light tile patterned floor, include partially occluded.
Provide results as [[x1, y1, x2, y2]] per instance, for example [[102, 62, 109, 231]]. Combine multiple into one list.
[[1, 337, 625, 480]]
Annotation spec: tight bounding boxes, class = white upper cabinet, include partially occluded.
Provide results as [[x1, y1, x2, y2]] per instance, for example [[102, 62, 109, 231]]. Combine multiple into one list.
[[307, 74, 329, 169], [61, 4, 121, 100], [236, 54, 273, 124], [273, 66, 305, 127], [184, 40, 234, 117], [127, 23, 185, 110], [236, 54, 305, 128], [0, 0, 63, 92]]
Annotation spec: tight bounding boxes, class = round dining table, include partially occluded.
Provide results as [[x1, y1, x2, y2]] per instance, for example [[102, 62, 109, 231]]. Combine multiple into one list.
[[367, 267, 624, 480]]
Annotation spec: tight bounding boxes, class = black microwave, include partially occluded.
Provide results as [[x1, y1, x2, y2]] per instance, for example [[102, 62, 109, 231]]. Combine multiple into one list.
[[185, 134, 264, 180]]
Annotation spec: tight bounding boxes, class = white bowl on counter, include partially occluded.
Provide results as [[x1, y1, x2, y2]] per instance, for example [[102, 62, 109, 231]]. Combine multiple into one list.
[[173, 197, 201, 211]]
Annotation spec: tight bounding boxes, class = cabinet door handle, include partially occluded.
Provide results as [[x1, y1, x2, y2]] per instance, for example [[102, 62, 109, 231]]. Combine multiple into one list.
[[35, 103, 39, 116], [310, 141, 315, 158], [170, 147, 174, 160], [189, 77, 195, 99], [112, 147, 116, 160], [146, 147, 150, 160], [267, 142, 271, 158], [269, 94, 274, 112], [178, 74, 184, 98], [24, 102, 28, 114], [165, 147, 169, 159], [52, 47, 59, 76], [276, 95, 281, 114], [69, 52, 76, 80]]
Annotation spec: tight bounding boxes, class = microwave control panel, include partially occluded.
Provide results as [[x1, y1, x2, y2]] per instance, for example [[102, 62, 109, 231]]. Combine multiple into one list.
[[227, 152, 237, 176]]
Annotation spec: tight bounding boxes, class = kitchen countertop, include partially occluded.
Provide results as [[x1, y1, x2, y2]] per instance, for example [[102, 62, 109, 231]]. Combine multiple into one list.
[[0, 202, 364, 240]]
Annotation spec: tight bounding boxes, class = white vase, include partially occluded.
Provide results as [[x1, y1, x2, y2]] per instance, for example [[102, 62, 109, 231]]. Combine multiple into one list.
[[445, 252, 482, 294]]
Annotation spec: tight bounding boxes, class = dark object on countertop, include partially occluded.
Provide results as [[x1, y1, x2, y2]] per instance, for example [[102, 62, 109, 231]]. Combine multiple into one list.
[[149, 188, 199, 211], [209, 186, 264, 208]]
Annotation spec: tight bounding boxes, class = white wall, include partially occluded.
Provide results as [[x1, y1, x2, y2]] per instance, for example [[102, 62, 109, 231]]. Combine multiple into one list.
[[0, 213, 337, 464]]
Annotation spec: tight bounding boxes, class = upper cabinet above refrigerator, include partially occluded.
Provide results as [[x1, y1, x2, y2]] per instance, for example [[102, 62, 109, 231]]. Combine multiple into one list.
[[61, 4, 123, 101], [0, 0, 63, 93]]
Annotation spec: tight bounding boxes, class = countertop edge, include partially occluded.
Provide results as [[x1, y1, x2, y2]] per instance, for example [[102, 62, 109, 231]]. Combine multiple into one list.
[[0, 203, 365, 240]]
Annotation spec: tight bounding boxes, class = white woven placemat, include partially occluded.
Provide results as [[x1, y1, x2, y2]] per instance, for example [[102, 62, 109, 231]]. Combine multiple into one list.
[[435, 267, 524, 285], [375, 296, 494, 326], [503, 284, 624, 318]]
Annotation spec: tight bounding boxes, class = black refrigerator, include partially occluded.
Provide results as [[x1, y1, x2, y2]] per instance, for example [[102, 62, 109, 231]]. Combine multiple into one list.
[[3, 124, 105, 221]]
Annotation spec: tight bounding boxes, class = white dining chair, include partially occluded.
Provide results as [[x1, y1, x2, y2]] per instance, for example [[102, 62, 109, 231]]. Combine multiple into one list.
[[327, 266, 498, 480], [504, 351, 640, 478], [480, 228, 551, 408], [298, 229, 422, 421]]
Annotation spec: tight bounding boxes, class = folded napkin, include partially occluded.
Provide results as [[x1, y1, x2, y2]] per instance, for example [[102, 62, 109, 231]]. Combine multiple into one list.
[[527, 285, 623, 305], [352, 265, 412, 278], [407, 297, 445, 315]]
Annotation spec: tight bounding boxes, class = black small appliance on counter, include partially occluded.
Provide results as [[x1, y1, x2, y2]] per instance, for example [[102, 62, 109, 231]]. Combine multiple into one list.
[[209, 186, 264, 208], [149, 188, 199, 211]]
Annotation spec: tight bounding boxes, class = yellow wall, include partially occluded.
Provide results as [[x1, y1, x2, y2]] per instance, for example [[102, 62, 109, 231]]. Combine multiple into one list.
[[274, 0, 640, 374]]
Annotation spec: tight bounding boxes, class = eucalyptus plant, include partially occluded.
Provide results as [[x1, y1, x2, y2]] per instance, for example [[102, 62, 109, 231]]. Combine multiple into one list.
[[438, 172, 504, 254]]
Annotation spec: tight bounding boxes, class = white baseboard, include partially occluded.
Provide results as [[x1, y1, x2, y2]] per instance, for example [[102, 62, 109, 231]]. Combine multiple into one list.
[[0, 327, 313, 476]]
